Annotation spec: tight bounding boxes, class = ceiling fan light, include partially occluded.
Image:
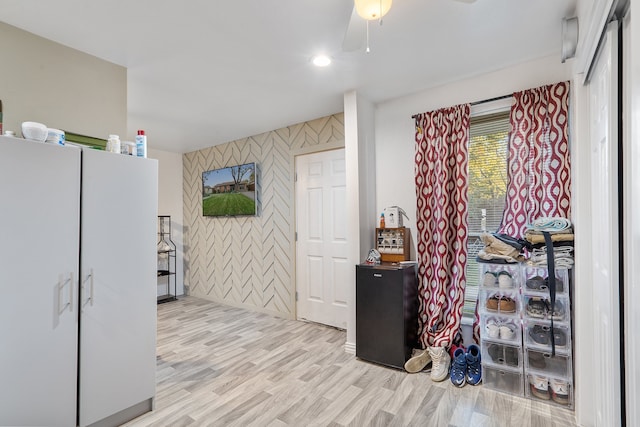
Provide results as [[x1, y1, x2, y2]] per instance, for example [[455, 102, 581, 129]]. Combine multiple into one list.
[[312, 55, 332, 67], [354, 0, 392, 21]]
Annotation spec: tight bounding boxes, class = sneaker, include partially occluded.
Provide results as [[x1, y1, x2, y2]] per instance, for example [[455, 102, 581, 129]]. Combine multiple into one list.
[[549, 300, 565, 320], [428, 346, 451, 382], [483, 271, 497, 287], [449, 344, 466, 360], [485, 320, 500, 339], [528, 351, 547, 370], [487, 343, 501, 364], [486, 295, 500, 311], [550, 379, 570, 405], [528, 325, 567, 348], [529, 375, 550, 400], [526, 298, 546, 318], [404, 348, 432, 373], [499, 323, 516, 340], [465, 344, 482, 385], [498, 297, 516, 313], [525, 275, 546, 291], [504, 346, 519, 367], [497, 271, 513, 288], [449, 347, 466, 387]]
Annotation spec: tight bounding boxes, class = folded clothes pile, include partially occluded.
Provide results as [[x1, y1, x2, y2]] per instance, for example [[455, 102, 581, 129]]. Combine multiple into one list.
[[524, 216, 574, 267], [477, 233, 525, 264], [529, 246, 574, 268]]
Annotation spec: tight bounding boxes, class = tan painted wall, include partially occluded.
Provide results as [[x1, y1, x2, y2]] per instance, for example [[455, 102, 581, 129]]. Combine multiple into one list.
[[183, 114, 344, 318], [0, 22, 126, 140]]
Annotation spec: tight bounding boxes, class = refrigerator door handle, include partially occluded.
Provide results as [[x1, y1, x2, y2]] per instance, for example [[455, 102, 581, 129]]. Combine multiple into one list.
[[57, 274, 73, 316], [68, 272, 74, 313], [57, 273, 73, 315], [82, 268, 94, 309]]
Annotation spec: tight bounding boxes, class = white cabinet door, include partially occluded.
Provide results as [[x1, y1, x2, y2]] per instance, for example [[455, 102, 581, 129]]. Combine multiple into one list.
[[78, 149, 158, 426], [0, 137, 80, 427]]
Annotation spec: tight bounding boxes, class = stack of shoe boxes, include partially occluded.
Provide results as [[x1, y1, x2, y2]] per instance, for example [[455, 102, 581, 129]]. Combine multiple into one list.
[[478, 263, 525, 397], [478, 263, 574, 408], [522, 266, 573, 408]]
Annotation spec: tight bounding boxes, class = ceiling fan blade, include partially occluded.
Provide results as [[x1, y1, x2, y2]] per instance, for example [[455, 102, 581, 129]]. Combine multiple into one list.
[[342, 5, 366, 52]]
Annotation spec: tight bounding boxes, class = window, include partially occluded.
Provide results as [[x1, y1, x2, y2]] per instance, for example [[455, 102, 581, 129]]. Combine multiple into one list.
[[463, 109, 511, 318]]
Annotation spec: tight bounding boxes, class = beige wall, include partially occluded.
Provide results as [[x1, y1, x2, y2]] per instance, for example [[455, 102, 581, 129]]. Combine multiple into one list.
[[0, 22, 126, 139], [183, 114, 344, 318]]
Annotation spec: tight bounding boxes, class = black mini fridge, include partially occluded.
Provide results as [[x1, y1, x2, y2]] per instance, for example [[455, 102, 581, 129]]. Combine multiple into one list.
[[355, 263, 418, 369]]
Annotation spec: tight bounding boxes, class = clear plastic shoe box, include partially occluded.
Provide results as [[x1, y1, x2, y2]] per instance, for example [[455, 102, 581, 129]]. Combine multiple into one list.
[[522, 294, 570, 322], [479, 263, 521, 290], [483, 365, 525, 396], [525, 372, 574, 409], [478, 262, 573, 408], [522, 266, 570, 297], [479, 289, 521, 316], [480, 314, 522, 345], [524, 320, 572, 354], [481, 341, 523, 369], [524, 348, 572, 378]]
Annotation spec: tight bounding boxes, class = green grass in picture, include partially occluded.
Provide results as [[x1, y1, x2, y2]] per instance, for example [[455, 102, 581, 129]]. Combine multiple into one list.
[[203, 193, 256, 216]]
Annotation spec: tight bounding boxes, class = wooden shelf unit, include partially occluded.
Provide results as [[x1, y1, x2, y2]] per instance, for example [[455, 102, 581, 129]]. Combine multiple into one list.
[[375, 227, 410, 262]]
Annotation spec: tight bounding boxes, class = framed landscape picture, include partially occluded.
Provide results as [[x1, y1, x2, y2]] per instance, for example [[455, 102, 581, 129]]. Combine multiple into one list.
[[202, 163, 257, 217]]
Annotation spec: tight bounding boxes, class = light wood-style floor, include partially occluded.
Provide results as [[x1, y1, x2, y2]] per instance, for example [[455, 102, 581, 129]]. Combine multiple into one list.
[[123, 296, 579, 427]]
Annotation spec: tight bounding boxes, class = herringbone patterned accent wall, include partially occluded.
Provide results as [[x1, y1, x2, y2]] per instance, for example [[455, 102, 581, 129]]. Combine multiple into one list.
[[183, 113, 345, 318]]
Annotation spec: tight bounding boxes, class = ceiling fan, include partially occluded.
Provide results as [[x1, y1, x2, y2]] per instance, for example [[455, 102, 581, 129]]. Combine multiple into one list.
[[342, 0, 478, 52]]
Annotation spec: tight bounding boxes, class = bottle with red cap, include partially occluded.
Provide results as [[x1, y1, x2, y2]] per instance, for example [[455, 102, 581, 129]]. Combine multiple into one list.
[[135, 130, 147, 158]]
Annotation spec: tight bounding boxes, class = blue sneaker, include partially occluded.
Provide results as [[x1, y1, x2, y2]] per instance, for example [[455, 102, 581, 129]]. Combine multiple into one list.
[[450, 347, 467, 387], [465, 344, 482, 385]]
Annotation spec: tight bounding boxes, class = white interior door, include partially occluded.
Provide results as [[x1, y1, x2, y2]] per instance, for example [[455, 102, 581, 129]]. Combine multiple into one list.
[[0, 137, 80, 427], [79, 149, 158, 426], [588, 21, 622, 426], [296, 149, 348, 329]]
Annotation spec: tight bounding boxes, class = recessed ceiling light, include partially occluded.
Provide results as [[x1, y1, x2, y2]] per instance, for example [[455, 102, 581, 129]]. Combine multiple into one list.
[[312, 55, 332, 67]]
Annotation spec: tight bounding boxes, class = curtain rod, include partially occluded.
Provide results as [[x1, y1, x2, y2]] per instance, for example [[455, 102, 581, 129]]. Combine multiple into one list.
[[411, 93, 512, 119]]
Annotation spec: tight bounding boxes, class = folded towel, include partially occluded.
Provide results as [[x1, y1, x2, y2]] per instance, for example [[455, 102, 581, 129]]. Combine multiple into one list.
[[525, 232, 574, 244], [527, 217, 573, 233], [528, 246, 574, 267]]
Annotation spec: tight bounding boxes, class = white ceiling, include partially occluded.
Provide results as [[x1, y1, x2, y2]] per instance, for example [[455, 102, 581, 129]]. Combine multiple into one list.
[[0, 0, 577, 153]]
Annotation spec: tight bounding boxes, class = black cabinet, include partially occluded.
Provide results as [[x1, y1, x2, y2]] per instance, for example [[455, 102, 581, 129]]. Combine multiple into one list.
[[355, 263, 418, 369]]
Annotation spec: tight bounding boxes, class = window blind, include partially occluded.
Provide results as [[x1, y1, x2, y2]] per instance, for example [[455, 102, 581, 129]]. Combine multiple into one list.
[[464, 110, 511, 317]]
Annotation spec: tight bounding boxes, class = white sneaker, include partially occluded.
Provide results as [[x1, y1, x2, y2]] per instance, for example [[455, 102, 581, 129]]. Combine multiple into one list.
[[498, 271, 513, 288], [428, 346, 451, 382], [485, 320, 500, 339], [499, 324, 516, 340], [550, 379, 570, 405], [404, 348, 432, 373]]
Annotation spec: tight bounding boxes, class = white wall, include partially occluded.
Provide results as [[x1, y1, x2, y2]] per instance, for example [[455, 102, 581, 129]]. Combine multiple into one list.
[[148, 148, 185, 296], [344, 91, 376, 352], [181, 115, 345, 318], [0, 22, 126, 140], [375, 54, 573, 255]]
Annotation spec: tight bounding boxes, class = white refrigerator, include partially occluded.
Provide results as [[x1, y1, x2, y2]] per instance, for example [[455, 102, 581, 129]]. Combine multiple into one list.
[[0, 136, 158, 427]]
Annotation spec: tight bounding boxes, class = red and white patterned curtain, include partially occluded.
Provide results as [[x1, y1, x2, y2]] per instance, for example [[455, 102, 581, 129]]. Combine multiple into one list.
[[414, 104, 470, 349], [498, 82, 571, 238]]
